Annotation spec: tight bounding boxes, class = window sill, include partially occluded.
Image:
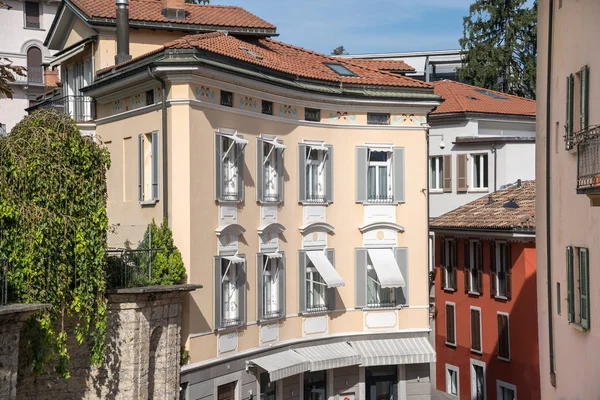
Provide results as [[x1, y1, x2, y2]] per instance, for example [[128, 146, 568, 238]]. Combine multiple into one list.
[[569, 322, 589, 332], [23, 27, 45, 31], [445, 342, 457, 348], [258, 314, 283, 323], [468, 291, 481, 297], [364, 305, 398, 311], [301, 201, 331, 206], [497, 356, 511, 362], [139, 199, 159, 206], [218, 199, 243, 204], [468, 188, 489, 193], [215, 324, 242, 333], [494, 295, 509, 301], [443, 288, 456, 293], [470, 349, 483, 355], [301, 308, 330, 316], [429, 189, 444, 194]]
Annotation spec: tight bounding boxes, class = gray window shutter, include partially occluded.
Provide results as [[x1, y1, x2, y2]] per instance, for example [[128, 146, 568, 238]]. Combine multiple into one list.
[[356, 146, 368, 203], [566, 74, 574, 149], [279, 252, 286, 317], [214, 133, 222, 201], [393, 147, 405, 203], [464, 240, 470, 294], [138, 133, 144, 202], [581, 65, 589, 131], [325, 145, 334, 203], [238, 140, 245, 202], [256, 253, 264, 321], [298, 250, 306, 313], [326, 249, 336, 309], [457, 154, 468, 192], [151, 130, 159, 200], [238, 256, 247, 325], [443, 155, 452, 193], [395, 247, 408, 306], [355, 248, 367, 308], [298, 144, 307, 203], [580, 248, 590, 329], [567, 246, 575, 323], [256, 139, 264, 203], [277, 142, 285, 203], [214, 256, 222, 329]]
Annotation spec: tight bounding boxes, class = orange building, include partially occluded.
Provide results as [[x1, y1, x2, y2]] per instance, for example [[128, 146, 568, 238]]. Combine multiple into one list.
[[430, 180, 540, 400]]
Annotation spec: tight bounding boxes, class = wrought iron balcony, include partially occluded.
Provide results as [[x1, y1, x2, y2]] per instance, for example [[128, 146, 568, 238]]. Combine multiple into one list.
[[106, 248, 175, 289], [367, 194, 394, 204], [30, 95, 96, 123], [576, 125, 600, 193]]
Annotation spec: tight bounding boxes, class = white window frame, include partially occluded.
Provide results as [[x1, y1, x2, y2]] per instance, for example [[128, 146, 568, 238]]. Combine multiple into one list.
[[306, 147, 327, 202], [444, 239, 456, 291], [470, 153, 489, 191], [367, 149, 393, 202], [306, 263, 327, 311], [262, 255, 281, 318], [469, 240, 482, 294], [263, 142, 280, 202], [496, 380, 517, 400], [445, 364, 460, 397], [366, 251, 396, 308], [430, 156, 443, 192], [221, 259, 241, 326], [470, 306, 483, 354], [445, 301, 457, 347], [495, 242, 509, 298], [497, 312, 511, 361], [470, 359, 487, 400]]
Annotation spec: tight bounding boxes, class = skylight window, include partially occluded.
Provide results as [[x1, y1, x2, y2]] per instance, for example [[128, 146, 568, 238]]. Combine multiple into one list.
[[324, 63, 357, 76], [239, 46, 263, 60], [474, 89, 508, 100]]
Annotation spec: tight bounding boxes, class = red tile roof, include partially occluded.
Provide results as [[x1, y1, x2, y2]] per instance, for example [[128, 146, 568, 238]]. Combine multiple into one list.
[[344, 59, 415, 72], [430, 80, 535, 117], [142, 32, 431, 88], [70, 0, 276, 29], [430, 180, 535, 231]]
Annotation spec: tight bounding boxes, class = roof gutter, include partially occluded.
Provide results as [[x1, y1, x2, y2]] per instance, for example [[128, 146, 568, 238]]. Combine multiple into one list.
[[545, 0, 557, 387], [147, 66, 169, 223]]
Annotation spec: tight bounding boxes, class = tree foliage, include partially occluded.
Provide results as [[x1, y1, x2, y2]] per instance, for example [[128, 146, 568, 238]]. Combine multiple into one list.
[[0, 110, 110, 377], [0, 57, 25, 99], [331, 45, 348, 55], [459, 0, 537, 99], [138, 219, 186, 286]]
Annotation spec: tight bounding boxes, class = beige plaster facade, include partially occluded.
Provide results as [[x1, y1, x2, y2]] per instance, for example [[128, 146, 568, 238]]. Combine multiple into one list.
[[537, 0, 600, 397]]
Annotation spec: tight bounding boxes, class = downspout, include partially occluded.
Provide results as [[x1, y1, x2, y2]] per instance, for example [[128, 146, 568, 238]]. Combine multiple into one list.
[[545, 0, 556, 387], [492, 143, 497, 192], [147, 66, 169, 222]]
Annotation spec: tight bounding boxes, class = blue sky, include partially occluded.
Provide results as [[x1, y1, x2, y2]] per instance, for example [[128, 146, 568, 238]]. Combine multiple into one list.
[[209, 0, 472, 55]]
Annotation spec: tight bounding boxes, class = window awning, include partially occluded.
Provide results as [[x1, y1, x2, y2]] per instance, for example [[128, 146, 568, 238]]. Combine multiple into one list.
[[265, 252, 282, 259], [306, 251, 345, 288], [263, 138, 286, 150], [350, 337, 436, 366], [247, 349, 310, 382], [49, 40, 90, 68], [367, 249, 406, 288], [226, 134, 248, 146], [223, 255, 245, 264], [294, 342, 361, 371]]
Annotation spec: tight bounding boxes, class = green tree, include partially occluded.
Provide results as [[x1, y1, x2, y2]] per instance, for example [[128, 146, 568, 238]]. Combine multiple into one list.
[[459, 0, 537, 99], [331, 45, 349, 55], [0, 110, 110, 377]]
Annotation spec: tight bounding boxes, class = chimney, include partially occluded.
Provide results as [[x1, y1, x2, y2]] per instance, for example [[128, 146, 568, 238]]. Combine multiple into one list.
[[44, 68, 59, 88], [161, 0, 186, 20], [115, 0, 132, 65]]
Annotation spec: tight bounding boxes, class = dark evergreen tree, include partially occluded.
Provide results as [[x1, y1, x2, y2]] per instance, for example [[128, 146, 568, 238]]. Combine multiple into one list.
[[331, 46, 349, 55], [459, 0, 537, 99]]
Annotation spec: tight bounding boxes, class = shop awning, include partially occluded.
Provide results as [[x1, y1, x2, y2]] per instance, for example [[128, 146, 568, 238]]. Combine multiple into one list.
[[247, 349, 310, 382], [367, 249, 406, 288], [306, 251, 345, 288], [294, 342, 361, 371], [350, 337, 436, 366]]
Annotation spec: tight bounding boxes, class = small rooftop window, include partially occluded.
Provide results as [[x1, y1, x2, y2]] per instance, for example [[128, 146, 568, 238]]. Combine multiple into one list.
[[323, 63, 356, 76], [466, 95, 479, 100], [239, 46, 263, 60], [474, 89, 508, 100]]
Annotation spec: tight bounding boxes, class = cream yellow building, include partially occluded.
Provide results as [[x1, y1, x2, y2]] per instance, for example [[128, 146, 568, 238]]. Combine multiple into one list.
[[32, 1, 442, 399], [537, 0, 600, 398]]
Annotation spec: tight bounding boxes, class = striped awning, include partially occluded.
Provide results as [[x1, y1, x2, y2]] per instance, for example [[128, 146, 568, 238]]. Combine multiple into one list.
[[247, 349, 310, 382], [350, 337, 436, 366], [294, 342, 361, 371]]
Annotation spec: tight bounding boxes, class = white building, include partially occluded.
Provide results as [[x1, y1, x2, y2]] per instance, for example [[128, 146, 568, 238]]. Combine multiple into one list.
[[0, 0, 60, 133], [428, 80, 536, 218]]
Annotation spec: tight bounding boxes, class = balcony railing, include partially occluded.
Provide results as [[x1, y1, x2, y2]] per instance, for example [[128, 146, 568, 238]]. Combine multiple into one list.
[[32, 95, 96, 122], [106, 248, 175, 289], [576, 125, 600, 192], [367, 194, 394, 204], [305, 194, 328, 203]]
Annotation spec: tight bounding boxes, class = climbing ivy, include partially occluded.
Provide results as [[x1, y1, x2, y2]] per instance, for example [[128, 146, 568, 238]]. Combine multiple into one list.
[[0, 110, 110, 377]]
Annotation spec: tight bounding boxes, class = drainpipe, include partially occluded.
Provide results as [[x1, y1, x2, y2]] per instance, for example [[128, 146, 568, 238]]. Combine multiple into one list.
[[147, 66, 169, 222], [545, 0, 556, 387], [492, 143, 498, 192]]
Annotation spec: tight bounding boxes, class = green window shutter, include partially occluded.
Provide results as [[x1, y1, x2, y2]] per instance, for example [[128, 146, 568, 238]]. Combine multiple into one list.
[[238, 140, 245, 202], [567, 246, 575, 323], [490, 241, 497, 298], [356, 146, 368, 203], [256, 253, 264, 321], [580, 248, 590, 329], [440, 240, 447, 290], [464, 240, 470, 294], [214, 133, 222, 201], [237, 256, 247, 325], [279, 252, 286, 317], [566, 74, 574, 149], [138, 133, 144, 202], [325, 145, 334, 203], [298, 250, 307, 313], [581, 65, 589, 131], [393, 147, 405, 203], [214, 256, 222, 329], [298, 144, 307, 203], [395, 247, 409, 306], [355, 248, 367, 308], [151, 130, 159, 200], [277, 142, 285, 203], [326, 249, 336, 309], [256, 139, 264, 202]]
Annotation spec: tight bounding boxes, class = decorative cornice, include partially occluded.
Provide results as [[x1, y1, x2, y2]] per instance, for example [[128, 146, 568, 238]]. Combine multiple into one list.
[[215, 223, 246, 237], [299, 222, 335, 234], [358, 222, 405, 234], [257, 223, 286, 235]]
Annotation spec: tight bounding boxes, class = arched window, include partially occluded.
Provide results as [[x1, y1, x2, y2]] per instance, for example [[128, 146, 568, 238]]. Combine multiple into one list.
[[26, 46, 43, 84]]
